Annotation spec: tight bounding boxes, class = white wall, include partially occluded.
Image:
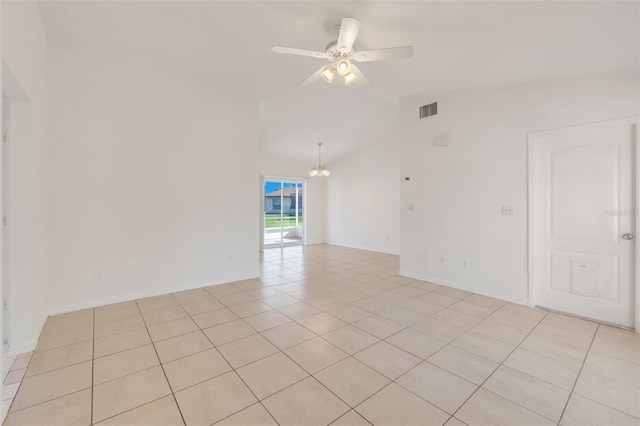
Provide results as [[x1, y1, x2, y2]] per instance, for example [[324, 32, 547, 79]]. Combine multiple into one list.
[[326, 139, 400, 255], [44, 49, 261, 317], [259, 157, 326, 246], [1, 1, 49, 355], [398, 71, 640, 304]]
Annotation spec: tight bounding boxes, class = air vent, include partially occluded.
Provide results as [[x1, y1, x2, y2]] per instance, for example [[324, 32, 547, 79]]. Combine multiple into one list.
[[419, 102, 437, 119]]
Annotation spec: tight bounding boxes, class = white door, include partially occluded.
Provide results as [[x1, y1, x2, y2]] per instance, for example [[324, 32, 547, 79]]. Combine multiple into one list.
[[531, 118, 637, 328]]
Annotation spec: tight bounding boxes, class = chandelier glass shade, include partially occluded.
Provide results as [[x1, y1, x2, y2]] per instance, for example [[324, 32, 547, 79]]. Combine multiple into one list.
[[309, 143, 330, 177]]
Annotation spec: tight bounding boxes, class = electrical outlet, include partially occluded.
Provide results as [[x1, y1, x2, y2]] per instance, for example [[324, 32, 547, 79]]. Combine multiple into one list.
[[501, 204, 514, 216], [93, 271, 102, 281], [439, 256, 447, 265], [462, 259, 470, 269], [227, 255, 234, 263], [415, 252, 422, 260]]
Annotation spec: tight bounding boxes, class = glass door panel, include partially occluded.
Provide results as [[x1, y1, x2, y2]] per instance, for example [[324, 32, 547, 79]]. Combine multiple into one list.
[[264, 178, 303, 249]]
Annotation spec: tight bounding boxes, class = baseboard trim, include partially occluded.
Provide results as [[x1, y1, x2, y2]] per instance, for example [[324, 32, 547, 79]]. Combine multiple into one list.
[[8, 272, 260, 357], [44, 272, 260, 318], [398, 270, 530, 306], [325, 241, 400, 256], [8, 341, 36, 357]]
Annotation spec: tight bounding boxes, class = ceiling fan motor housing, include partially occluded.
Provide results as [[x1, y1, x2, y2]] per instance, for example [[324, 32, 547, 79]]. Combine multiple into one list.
[[325, 41, 353, 62]]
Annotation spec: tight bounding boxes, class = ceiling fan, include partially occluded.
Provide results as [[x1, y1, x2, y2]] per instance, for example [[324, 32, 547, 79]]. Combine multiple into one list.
[[271, 17, 414, 88]]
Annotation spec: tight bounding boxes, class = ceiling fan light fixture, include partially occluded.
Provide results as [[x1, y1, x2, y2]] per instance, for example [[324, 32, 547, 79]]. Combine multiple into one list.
[[272, 17, 413, 89], [344, 71, 357, 84], [336, 59, 351, 76], [321, 65, 336, 83]]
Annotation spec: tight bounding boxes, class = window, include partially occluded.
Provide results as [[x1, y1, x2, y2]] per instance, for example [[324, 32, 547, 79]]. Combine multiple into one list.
[[272, 198, 281, 211]]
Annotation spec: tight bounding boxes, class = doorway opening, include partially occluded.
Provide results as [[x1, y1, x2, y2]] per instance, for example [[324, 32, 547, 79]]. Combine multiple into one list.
[[263, 178, 304, 249]]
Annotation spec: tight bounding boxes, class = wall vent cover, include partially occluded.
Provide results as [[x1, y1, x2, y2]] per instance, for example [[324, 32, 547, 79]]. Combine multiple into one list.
[[419, 102, 438, 119]]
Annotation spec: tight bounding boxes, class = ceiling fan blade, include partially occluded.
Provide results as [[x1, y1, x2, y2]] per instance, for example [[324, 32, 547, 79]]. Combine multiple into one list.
[[298, 66, 326, 88], [271, 46, 329, 59], [337, 18, 361, 53], [353, 46, 414, 62], [349, 64, 371, 88]]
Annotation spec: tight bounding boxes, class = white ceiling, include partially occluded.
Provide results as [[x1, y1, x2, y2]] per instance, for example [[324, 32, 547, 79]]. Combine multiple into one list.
[[39, 1, 639, 163]]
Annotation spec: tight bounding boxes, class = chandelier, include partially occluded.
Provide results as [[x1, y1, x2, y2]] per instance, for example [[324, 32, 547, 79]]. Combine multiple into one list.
[[309, 143, 331, 177]]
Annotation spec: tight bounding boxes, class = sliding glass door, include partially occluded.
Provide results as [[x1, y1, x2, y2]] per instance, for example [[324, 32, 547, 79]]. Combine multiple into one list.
[[264, 178, 304, 249]]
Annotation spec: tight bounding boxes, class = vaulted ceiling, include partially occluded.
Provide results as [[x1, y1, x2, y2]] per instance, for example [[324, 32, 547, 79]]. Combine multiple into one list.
[[39, 1, 639, 163]]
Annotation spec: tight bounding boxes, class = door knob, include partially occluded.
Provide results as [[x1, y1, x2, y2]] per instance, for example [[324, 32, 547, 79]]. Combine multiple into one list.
[[623, 233, 634, 240]]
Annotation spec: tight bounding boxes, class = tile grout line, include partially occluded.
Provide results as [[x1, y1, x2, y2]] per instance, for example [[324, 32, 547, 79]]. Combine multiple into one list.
[[582, 334, 640, 365], [275, 301, 456, 422], [10, 336, 139, 383], [3, 331, 38, 416], [8, 247, 635, 426], [0, 276, 439, 421], [339, 306, 503, 423], [133, 297, 188, 426], [555, 322, 600, 426], [176, 276, 532, 425], [560, 391, 640, 421], [324, 301, 496, 423], [329, 410, 374, 426], [193, 283, 384, 424], [446, 309, 551, 423], [180, 287, 302, 425], [190, 298, 282, 426], [272, 345, 370, 423], [109, 300, 186, 424], [414, 309, 596, 392], [89, 394, 171, 425], [5, 388, 92, 417]]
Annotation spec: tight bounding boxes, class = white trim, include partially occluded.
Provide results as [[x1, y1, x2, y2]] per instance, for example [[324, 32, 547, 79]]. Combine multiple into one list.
[[9, 274, 260, 356], [399, 270, 529, 306], [8, 342, 34, 357], [45, 272, 259, 317], [259, 174, 264, 251], [527, 123, 536, 307], [10, 310, 45, 357], [527, 116, 640, 139], [527, 116, 640, 332], [327, 241, 400, 256], [11, 272, 260, 356], [1, 62, 34, 367], [636, 120, 640, 332]]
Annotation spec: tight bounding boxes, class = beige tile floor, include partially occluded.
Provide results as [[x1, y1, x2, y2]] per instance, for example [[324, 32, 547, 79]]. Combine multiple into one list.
[[3, 244, 640, 425], [2, 345, 29, 418]]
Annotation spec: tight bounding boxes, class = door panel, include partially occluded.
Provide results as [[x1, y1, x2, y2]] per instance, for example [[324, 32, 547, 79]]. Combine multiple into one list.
[[549, 250, 618, 300], [532, 121, 636, 327], [550, 144, 619, 242]]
